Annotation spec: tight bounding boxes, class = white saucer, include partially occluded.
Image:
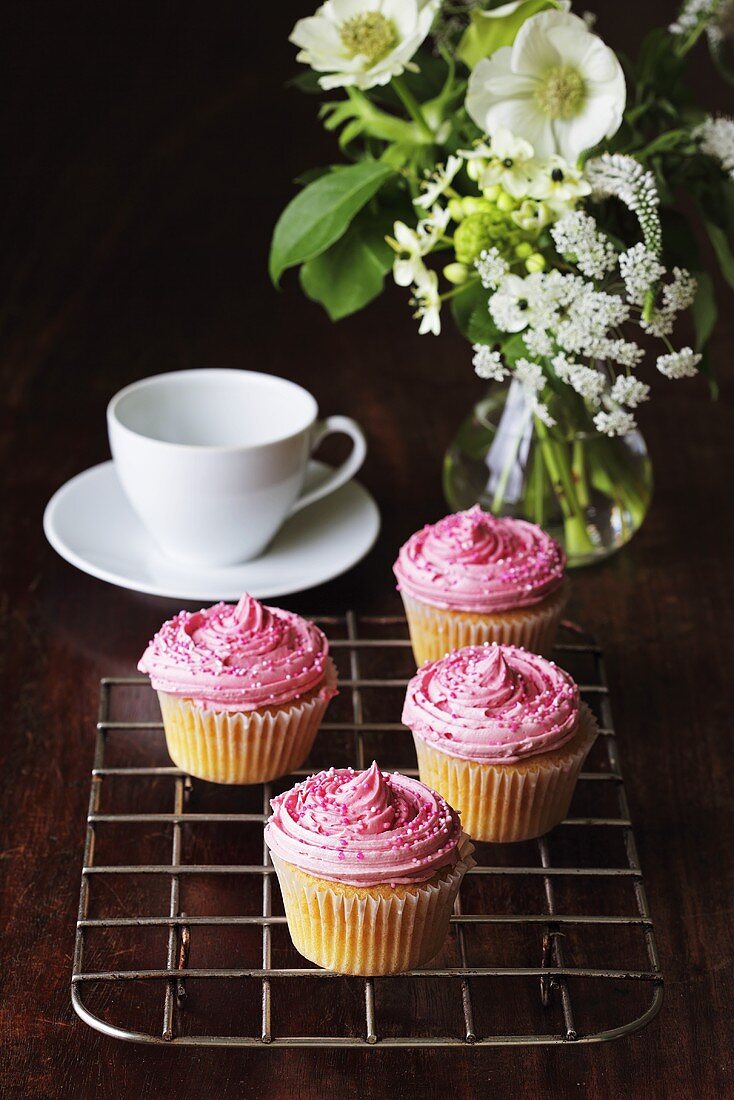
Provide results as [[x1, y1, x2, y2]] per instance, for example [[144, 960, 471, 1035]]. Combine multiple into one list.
[[43, 461, 380, 601]]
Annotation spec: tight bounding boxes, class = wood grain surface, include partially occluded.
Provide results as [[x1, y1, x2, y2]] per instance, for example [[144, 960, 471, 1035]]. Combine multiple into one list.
[[2, 2, 733, 1096]]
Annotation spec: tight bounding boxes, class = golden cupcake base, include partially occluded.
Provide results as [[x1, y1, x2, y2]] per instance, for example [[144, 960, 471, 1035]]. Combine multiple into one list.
[[400, 581, 569, 666], [156, 663, 336, 784], [270, 837, 475, 975], [413, 703, 598, 844]]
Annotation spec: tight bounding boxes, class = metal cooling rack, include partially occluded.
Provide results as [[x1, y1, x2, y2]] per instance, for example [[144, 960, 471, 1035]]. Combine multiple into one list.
[[71, 614, 663, 1047]]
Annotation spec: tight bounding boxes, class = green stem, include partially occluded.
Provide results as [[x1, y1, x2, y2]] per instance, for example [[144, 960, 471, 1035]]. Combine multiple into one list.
[[674, 21, 708, 58], [392, 76, 434, 143], [533, 450, 546, 528], [572, 439, 590, 509], [534, 419, 596, 558]]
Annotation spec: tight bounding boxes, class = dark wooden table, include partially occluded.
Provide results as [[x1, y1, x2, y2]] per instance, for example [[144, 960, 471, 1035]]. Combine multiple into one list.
[[2, 3, 733, 1097]]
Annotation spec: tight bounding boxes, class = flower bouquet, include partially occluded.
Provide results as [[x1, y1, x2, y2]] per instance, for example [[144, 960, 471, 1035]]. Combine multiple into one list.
[[270, 0, 734, 565]]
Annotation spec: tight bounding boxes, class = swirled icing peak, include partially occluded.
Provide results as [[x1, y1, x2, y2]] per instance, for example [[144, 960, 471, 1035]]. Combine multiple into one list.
[[393, 506, 565, 612], [265, 762, 463, 887], [403, 644, 579, 764], [138, 593, 337, 712]]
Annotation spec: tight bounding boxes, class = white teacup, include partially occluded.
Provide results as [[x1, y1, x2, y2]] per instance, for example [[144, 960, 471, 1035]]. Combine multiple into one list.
[[107, 369, 367, 566]]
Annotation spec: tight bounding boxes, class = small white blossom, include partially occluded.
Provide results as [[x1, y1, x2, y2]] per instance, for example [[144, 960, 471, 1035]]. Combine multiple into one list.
[[551, 210, 618, 279], [670, 0, 725, 38], [417, 204, 452, 237], [656, 347, 702, 378], [478, 129, 540, 199], [619, 243, 666, 306], [411, 268, 442, 335], [664, 267, 698, 313], [611, 376, 650, 407], [523, 327, 554, 356], [693, 116, 734, 180], [533, 402, 556, 427], [514, 358, 556, 425], [489, 275, 533, 332], [415, 155, 462, 209], [388, 222, 431, 287], [475, 247, 509, 290], [642, 267, 698, 337], [585, 153, 661, 256], [472, 344, 507, 381], [555, 280, 630, 356], [568, 366, 607, 404], [600, 339, 645, 368], [594, 408, 637, 436], [552, 353, 606, 404], [514, 358, 545, 392], [529, 156, 591, 209], [642, 308, 675, 338]]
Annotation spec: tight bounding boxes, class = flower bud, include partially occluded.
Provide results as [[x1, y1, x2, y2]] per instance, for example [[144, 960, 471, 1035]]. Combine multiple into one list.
[[514, 241, 534, 259], [461, 196, 489, 216], [443, 262, 469, 285], [448, 198, 465, 222], [496, 191, 517, 213], [525, 252, 546, 273]]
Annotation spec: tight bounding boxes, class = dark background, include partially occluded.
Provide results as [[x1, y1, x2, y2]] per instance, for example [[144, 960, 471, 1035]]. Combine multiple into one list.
[[2, 2, 733, 1097]]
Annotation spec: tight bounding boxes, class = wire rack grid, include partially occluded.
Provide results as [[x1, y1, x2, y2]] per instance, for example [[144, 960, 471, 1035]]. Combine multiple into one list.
[[71, 613, 663, 1047]]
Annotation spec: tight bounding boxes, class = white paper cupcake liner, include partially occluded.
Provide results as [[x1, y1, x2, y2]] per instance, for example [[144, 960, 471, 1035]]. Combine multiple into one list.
[[156, 662, 336, 784], [412, 703, 597, 843], [270, 836, 475, 975], [400, 582, 568, 666]]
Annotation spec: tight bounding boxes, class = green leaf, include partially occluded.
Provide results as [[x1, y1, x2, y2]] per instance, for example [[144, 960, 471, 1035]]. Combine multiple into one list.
[[500, 333, 529, 365], [703, 218, 734, 292], [457, 0, 563, 70], [299, 208, 395, 321], [451, 280, 487, 341], [269, 161, 394, 285], [287, 70, 323, 94], [635, 130, 688, 161], [467, 303, 501, 345], [691, 270, 717, 352], [294, 166, 334, 187]]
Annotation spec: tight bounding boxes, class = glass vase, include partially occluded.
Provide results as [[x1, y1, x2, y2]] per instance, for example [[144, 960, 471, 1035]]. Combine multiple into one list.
[[443, 379, 653, 568]]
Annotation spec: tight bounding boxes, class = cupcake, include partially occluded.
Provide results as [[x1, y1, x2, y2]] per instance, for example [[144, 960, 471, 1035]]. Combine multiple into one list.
[[403, 644, 597, 843], [265, 762, 474, 975], [394, 506, 567, 665], [138, 593, 337, 784]]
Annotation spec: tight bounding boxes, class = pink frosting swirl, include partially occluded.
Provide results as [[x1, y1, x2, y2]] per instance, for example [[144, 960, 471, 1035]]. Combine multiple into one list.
[[265, 762, 463, 887], [393, 506, 565, 612], [138, 594, 337, 712], [403, 644, 579, 764]]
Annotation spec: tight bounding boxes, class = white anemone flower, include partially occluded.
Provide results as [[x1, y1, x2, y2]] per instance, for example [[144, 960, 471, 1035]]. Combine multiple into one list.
[[290, 0, 440, 91], [466, 10, 626, 163]]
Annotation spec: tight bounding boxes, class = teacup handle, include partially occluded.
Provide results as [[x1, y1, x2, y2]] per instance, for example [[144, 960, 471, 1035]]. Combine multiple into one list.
[[289, 416, 367, 516]]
